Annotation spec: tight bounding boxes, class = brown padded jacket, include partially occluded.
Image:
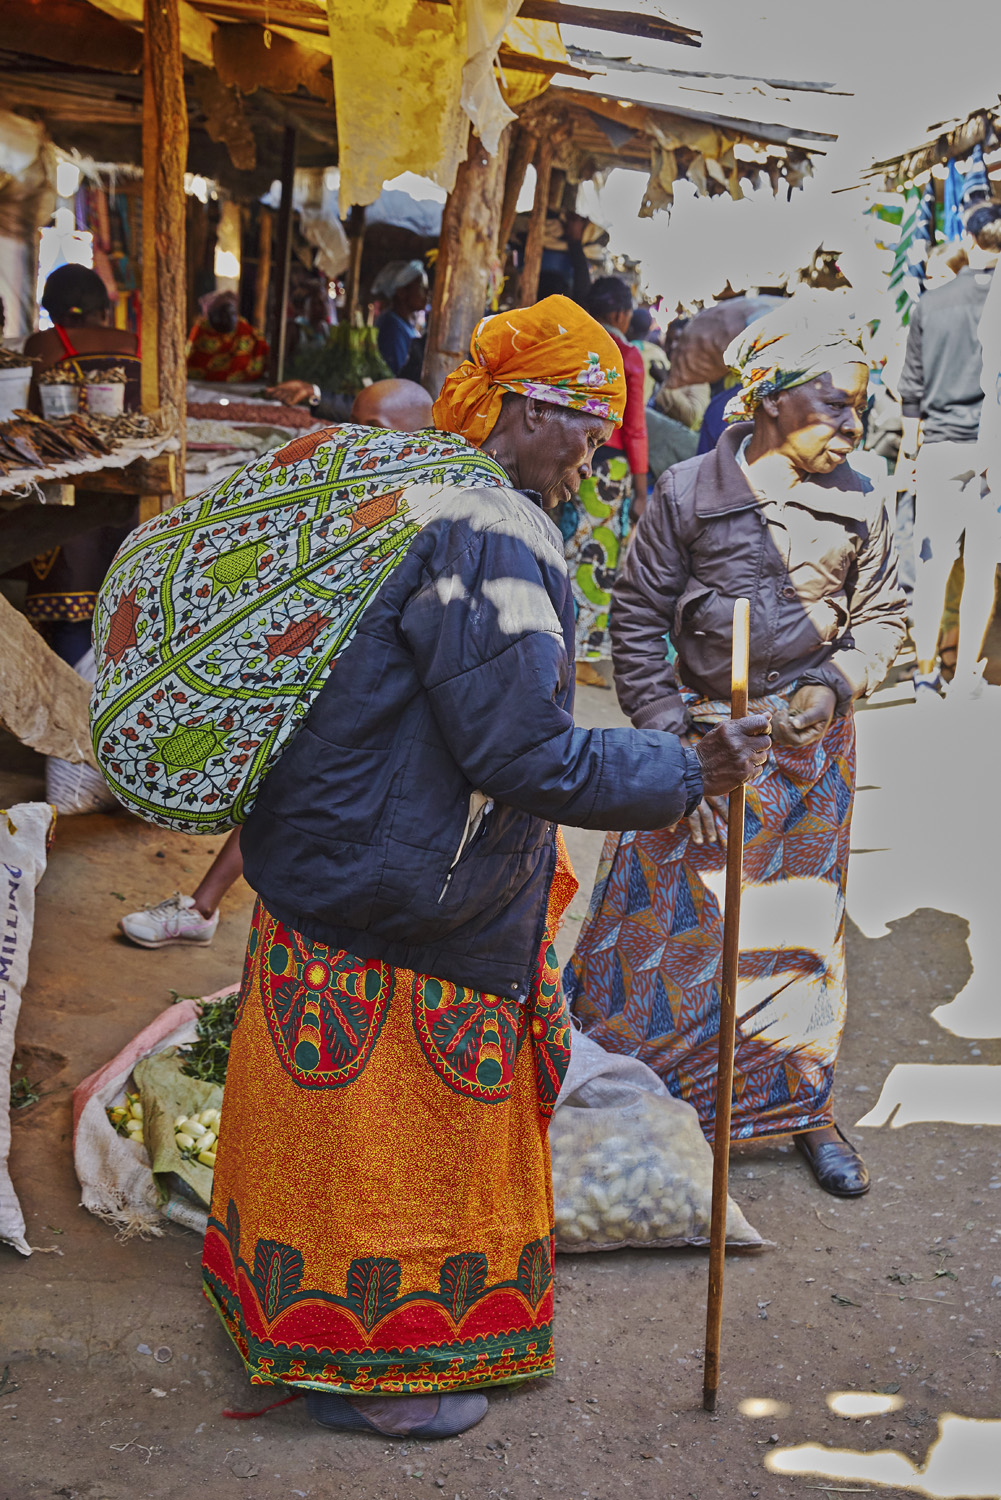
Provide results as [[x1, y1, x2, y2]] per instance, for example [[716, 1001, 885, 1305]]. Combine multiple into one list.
[[611, 423, 907, 735]]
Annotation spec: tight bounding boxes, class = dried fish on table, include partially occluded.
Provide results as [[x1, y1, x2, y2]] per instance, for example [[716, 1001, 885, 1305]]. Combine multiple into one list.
[[0, 428, 43, 467], [60, 413, 115, 456], [0, 347, 36, 371], [38, 365, 80, 386], [9, 412, 82, 461], [83, 411, 158, 444], [82, 365, 128, 384], [0, 399, 164, 485], [0, 408, 116, 474], [29, 412, 115, 457]]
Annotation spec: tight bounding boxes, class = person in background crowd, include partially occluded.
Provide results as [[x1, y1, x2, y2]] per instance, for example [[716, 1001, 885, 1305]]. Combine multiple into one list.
[[676, 296, 777, 454], [947, 222, 1001, 694], [288, 283, 332, 361], [662, 315, 689, 365], [201, 293, 769, 1439], [628, 306, 669, 403], [266, 367, 434, 426], [118, 378, 435, 950], [187, 291, 269, 383], [655, 377, 712, 434], [18, 265, 140, 665], [696, 379, 740, 453], [565, 306, 907, 1198], [898, 203, 1001, 699], [373, 260, 429, 377], [535, 213, 594, 305], [25, 263, 139, 409], [561, 276, 649, 688], [645, 403, 699, 482]]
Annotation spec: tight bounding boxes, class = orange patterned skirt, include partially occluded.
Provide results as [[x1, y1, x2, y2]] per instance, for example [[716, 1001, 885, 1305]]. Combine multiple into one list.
[[202, 838, 577, 1394]]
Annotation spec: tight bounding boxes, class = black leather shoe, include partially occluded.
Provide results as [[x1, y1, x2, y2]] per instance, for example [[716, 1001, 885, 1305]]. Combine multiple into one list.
[[794, 1124, 870, 1197]]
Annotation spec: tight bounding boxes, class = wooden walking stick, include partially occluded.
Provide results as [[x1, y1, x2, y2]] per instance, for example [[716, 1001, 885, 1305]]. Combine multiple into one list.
[[702, 596, 751, 1413]]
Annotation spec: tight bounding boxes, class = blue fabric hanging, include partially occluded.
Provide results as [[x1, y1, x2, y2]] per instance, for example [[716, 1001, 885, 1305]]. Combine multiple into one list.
[[961, 144, 991, 212], [943, 160, 964, 240]]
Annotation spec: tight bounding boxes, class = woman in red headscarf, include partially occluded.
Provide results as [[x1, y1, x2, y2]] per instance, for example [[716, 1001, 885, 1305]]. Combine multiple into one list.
[[187, 291, 269, 383]]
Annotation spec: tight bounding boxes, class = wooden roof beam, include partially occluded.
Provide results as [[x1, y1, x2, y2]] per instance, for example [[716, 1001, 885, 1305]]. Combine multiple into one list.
[[420, 0, 701, 46], [516, 1, 700, 46], [87, 0, 216, 67]]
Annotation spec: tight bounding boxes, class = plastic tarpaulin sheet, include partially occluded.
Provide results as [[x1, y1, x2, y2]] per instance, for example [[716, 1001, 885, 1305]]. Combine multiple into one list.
[[328, 0, 528, 209]]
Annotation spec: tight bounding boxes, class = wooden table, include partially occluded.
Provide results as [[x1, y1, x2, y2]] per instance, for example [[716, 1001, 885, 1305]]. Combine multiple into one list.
[[0, 440, 178, 574]]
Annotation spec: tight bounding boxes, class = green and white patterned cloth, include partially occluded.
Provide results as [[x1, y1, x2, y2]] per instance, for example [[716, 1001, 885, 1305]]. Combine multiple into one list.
[[90, 424, 508, 833]]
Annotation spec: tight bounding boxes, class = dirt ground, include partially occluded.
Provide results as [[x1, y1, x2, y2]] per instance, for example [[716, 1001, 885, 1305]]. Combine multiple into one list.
[[2, 673, 1000, 1500]]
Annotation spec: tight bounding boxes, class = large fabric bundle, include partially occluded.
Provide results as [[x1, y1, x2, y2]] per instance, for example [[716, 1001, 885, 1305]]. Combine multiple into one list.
[[665, 296, 779, 389], [89, 425, 508, 833]]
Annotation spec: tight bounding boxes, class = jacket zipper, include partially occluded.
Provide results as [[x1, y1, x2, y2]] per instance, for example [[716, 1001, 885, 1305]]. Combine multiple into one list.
[[438, 793, 494, 903]]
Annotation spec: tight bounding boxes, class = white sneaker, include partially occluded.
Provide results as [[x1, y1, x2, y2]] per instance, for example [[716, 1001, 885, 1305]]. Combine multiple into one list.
[[947, 663, 988, 703], [119, 892, 219, 948], [912, 669, 945, 706]]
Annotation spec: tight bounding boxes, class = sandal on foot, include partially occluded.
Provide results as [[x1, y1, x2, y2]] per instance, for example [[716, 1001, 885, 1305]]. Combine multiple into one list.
[[305, 1391, 488, 1439], [794, 1124, 870, 1197]]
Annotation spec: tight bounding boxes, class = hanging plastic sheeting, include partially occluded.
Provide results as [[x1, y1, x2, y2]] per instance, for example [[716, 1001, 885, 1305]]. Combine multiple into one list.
[[497, 17, 568, 109], [0, 110, 57, 337], [633, 113, 741, 220], [461, 0, 522, 155], [328, 0, 525, 211]]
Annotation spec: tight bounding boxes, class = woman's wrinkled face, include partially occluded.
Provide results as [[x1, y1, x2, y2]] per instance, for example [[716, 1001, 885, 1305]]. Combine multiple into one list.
[[768, 363, 869, 474], [522, 406, 614, 509]]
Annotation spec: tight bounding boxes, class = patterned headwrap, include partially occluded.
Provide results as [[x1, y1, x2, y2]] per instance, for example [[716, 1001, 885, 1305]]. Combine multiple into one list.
[[722, 304, 867, 424], [433, 295, 626, 447]]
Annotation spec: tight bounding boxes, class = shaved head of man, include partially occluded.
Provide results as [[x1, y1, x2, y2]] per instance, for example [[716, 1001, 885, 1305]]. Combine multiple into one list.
[[351, 379, 433, 432]]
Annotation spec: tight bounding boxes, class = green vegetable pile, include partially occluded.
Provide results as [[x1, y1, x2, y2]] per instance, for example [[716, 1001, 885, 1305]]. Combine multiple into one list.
[[10, 1067, 41, 1110], [176, 989, 239, 1087], [288, 324, 392, 397]]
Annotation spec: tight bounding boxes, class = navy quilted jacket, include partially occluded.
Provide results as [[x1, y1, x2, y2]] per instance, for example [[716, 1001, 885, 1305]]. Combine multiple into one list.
[[241, 483, 702, 1000]]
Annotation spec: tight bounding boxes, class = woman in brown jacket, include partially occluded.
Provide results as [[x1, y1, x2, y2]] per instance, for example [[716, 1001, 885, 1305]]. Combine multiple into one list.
[[564, 308, 907, 1197]]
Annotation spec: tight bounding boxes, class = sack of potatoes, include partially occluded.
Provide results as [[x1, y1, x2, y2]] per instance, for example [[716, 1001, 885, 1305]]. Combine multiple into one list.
[[550, 1030, 764, 1253]]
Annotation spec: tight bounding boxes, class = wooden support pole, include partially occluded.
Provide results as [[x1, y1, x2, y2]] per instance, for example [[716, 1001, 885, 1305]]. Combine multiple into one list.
[[422, 126, 510, 399], [702, 597, 751, 1414], [498, 126, 537, 255], [519, 135, 553, 307], [253, 206, 273, 337], [142, 0, 188, 506], [269, 124, 297, 383], [343, 204, 366, 325]]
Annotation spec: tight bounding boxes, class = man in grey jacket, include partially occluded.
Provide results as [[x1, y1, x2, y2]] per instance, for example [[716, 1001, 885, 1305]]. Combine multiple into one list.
[[898, 203, 1001, 697]]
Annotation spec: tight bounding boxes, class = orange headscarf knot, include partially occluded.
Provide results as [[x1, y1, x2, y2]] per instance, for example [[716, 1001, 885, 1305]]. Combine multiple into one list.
[[432, 295, 626, 448]]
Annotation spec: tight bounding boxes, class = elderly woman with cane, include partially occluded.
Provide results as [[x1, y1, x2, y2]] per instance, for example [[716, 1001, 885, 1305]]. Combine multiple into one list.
[[196, 297, 769, 1440], [565, 305, 907, 1198]]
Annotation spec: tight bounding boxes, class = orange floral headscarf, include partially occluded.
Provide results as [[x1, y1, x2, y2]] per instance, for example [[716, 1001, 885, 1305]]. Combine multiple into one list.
[[432, 295, 626, 447]]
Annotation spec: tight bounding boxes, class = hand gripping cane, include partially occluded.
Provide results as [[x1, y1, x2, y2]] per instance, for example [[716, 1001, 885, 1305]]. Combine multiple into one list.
[[702, 597, 751, 1413]]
